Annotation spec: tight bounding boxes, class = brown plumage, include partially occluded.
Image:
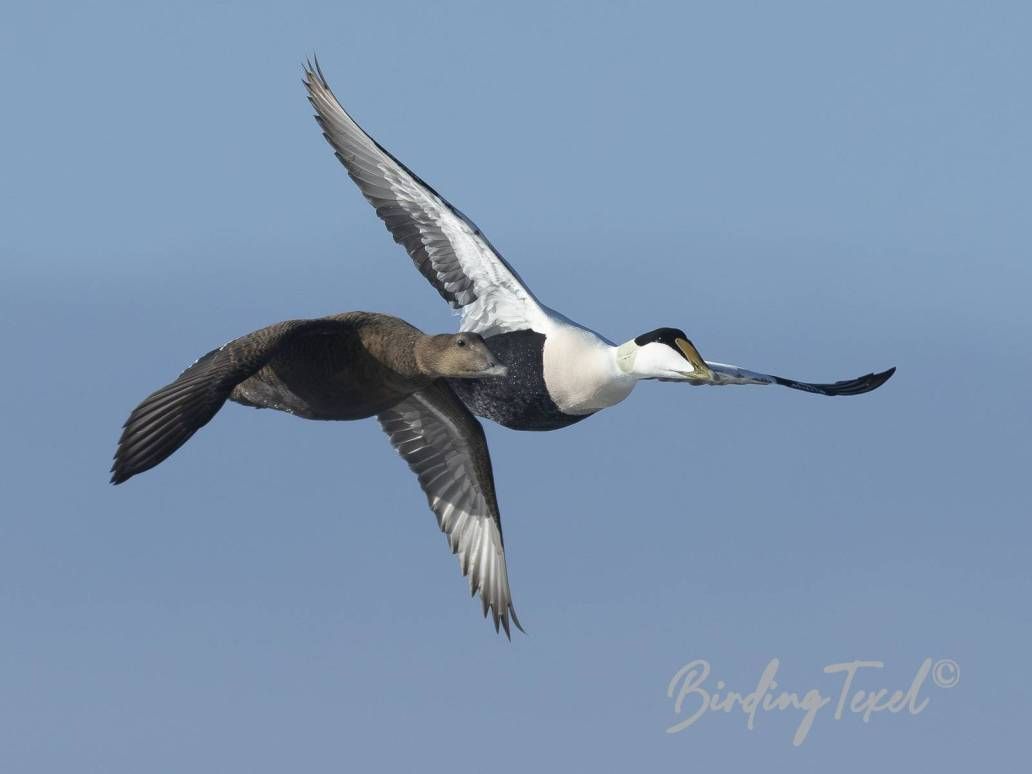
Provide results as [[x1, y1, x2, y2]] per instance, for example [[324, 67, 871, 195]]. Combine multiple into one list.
[[111, 311, 523, 636]]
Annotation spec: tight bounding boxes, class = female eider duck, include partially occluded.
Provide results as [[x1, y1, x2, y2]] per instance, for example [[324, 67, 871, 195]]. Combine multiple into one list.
[[111, 311, 523, 636], [303, 63, 895, 431]]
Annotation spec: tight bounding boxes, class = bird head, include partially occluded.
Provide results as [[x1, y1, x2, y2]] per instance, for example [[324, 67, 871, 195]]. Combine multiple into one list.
[[616, 327, 713, 382], [422, 333, 508, 379]]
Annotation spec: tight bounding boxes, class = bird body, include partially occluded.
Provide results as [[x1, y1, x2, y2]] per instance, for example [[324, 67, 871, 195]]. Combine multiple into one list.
[[112, 311, 523, 636], [114, 61, 898, 640], [303, 62, 895, 433], [229, 311, 435, 420], [446, 323, 634, 430]]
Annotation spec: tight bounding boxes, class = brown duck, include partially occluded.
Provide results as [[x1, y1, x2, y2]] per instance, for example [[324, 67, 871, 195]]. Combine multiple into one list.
[[111, 311, 523, 636]]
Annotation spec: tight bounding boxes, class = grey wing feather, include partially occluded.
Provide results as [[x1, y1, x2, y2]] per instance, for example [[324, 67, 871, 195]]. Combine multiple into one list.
[[304, 60, 547, 337], [378, 381, 523, 637]]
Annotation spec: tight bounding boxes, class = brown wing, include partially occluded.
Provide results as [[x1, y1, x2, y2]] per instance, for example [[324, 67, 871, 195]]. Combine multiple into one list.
[[111, 318, 347, 484]]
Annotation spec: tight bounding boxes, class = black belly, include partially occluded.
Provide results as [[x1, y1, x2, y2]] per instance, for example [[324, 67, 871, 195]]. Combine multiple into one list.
[[447, 330, 593, 431]]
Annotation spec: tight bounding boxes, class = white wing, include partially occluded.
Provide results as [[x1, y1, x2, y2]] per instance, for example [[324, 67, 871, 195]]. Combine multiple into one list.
[[305, 61, 549, 338], [378, 382, 522, 637]]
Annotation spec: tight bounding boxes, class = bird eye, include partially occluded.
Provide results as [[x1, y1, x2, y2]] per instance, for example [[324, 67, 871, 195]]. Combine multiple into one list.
[[456, 338, 466, 347]]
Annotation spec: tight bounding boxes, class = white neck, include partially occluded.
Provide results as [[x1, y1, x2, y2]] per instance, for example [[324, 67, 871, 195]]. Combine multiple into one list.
[[616, 339, 638, 374], [540, 326, 638, 415]]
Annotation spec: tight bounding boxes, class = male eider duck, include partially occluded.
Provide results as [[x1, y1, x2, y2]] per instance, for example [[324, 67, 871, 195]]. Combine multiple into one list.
[[304, 63, 894, 432], [111, 311, 523, 636]]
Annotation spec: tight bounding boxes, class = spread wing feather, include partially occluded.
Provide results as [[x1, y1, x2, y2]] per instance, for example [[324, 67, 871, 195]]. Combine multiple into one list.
[[703, 362, 896, 395], [111, 319, 347, 484], [304, 60, 548, 337], [378, 381, 522, 637]]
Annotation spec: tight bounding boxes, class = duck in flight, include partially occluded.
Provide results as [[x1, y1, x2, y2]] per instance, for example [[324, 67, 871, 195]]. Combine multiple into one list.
[[111, 312, 524, 636], [304, 62, 894, 432]]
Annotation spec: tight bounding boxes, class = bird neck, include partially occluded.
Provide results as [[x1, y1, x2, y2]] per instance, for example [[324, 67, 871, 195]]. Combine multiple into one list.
[[353, 320, 428, 382], [541, 326, 637, 414], [413, 334, 450, 378], [615, 339, 639, 376]]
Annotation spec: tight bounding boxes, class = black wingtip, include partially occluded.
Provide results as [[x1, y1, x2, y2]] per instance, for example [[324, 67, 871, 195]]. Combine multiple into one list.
[[110, 453, 129, 485], [301, 56, 318, 87], [301, 53, 327, 85], [509, 607, 526, 636], [774, 366, 896, 396], [497, 608, 526, 641], [110, 452, 144, 484], [109, 448, 144, 485]]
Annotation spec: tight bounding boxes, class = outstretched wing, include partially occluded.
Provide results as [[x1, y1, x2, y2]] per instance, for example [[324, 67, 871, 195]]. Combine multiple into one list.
[[378, 381, 522, 637], [111, 318, 346, 484], [702, 362, 896, 395], [304, 60, 548, 338]]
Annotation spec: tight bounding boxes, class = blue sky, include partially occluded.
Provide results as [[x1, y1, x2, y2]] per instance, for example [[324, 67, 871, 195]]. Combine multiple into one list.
[[2, 1, 1029, 770]]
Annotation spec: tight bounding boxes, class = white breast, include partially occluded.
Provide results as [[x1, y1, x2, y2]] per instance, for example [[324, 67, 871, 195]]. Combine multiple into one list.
[[541, 322, 636, 415]]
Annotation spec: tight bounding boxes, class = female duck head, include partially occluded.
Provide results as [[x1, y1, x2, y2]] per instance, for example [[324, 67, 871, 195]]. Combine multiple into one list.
[[418, 333, 508, 379]]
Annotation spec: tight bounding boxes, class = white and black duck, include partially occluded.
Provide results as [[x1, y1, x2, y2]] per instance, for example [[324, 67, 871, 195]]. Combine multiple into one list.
[[304, 62, 895, 432], [111, 312, 523, 636]]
